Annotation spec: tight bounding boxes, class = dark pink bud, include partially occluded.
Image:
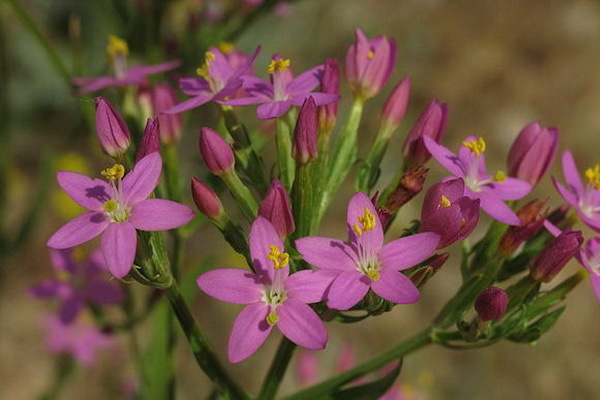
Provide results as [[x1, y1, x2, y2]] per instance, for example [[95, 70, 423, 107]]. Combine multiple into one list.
[[152, 84, 183, 144], [475, 287, 508, 321], [402, 100, 448, 167], [259, 179, 295, 237], [135, 118, 161, 162], [191, 177, 223, 218], [95, 98, 131, 157], [531, 230, 583, 282], [420, 179, 480, 248], [292, 97, 318, 165], [381, 77, 410, 128], [409, 252, 450, 288], [507, 122, 558, 186], [199, 127, 235, 174], [500, 199, 547, 255], [345, 28, 397, 99], [318, 58, 339, 132]]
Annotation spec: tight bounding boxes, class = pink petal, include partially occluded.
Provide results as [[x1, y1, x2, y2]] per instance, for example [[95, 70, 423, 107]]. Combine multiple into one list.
[[164, 92, 214, 114], [127, 60, 181, 77], [101, 222, 137, 279], [129, 199, 194, 231], [370, 269, 420, 304], [347, 192, 383, 253], [179, 77, 210, 96], [29, 279, 67, 299], [50, 248, 76, 272], [286, 65, 324, 95], [378, 232, 440, 271], [477, 193, 521, 226], [257, 100, 294, 120], [228, 303, 272, 363], [56, 171, 112, 211], [423, 136, 465, 177], [290, 92, 339, 107], [59, 295, 84, 323], [295, 237, 358, 271], [327, 270, 370, 311], [84, 281, 125, 304], [73, 76, 117, 94], [562, 150, 584, 194], [552, 178, 579, 208], [277, 299, 327, 350], [485, 177, 532, 201], [590, 274, 600, 302], [250, 217, 287, 280], [122, 152, 162, 206], [197, 269, 264, 304], [47, 212, 110, 249], [285, 270, 338, 303]]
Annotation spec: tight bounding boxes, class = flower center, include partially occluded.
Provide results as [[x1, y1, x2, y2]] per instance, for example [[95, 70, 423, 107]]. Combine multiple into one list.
[[267, 58, 290, 74], [106, 35, 129, 79], [353, 207, 376, 237], [103, 199, 130, 222], [262, 283, 287, 326], [218, 42, 234, 54], [267, 245, 289, 270], [367, 50, 375, 60], [266, 311, 280, 326], [439, 195, 452, 208], [585, 165, 600, 189], [101, 164, 125, 180], [100, 164, 130, 222], [358, 256, 381, 282], [462, 137, 486, 156], [196, 51, 224, 93]]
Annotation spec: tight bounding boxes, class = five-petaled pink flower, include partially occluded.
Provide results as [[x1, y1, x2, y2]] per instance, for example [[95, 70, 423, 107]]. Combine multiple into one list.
[[197, 217, 332, 363], [47, 152, 194, 278], [296, 192, 440, 311]]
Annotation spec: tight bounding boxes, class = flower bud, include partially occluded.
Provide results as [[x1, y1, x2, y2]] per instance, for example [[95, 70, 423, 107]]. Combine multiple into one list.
[[409, 252, 450, 288], [500, 199, 547, 255], [345, 28, 396, 100], [95, 98, 131, 158], [152, 84, 183, 145], [420, 179, 480, 248], [318, 58, 339, 132], [402, 100, 448, 168], [135, 118, 161, 162], [292, 97, 318, 164], [259, 179, 295, 238], [530, 230, 583, 282], [191, 178, 224, 218], [381, 77, 410, 129], [475, 287, 508, 321], [199, 127, 235, 174], [383, 166, 429, 220], [507, 122, 558, 186]]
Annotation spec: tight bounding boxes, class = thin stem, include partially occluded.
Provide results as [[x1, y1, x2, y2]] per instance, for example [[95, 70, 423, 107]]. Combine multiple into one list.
[[276, 111, 297, 192], [38, 356, 75, 400], [257, 337, 297, 400]]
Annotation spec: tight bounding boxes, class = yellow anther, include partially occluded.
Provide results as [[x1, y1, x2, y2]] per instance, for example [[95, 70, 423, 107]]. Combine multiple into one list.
[[439, 195, 452, 208], [367, 50, 375, 60], [462, 137, 486, 156], [367, 269, 380, 281], [267, 58, 290, 74], [267, 245, 289, 270], [493, 170, 506, 182], [196, 52, 216, 78], [585, 165, 600, 189], [352, 223, 363, 237], [218, 42, 234, 54], [103, 199, 118, 213], [101, 164, 125, 180], [357, 207, 376, 232], [106, 35, 129, 61], [205, 51, 216, 63], [266, 310, 279, 326]]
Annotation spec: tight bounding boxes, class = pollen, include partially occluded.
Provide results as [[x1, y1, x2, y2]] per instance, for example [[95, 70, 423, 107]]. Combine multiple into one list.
[[101, 164, 125, 180], [367, 269, 380, 281], [103, 199, 118, 213], [585, 165, 600, 189], [267, 245, 289, 270], [462, 137, 486, 156], [439, 195, 452, 208], [352, 223, 363, 237], [266, 310, 279, 326], [367, 50, 375, 59], [493, 170, 506, 182], [106, 35, 129, 60], [196, 52, 216, 78], [218, 42, 234, 54], [357, 207, 376, 232], [267, 58, 290, 74]]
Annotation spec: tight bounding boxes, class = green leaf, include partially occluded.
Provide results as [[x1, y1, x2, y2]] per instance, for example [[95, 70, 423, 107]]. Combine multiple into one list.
[[329, 360, 403, 400], [508, 306, 566, 344]]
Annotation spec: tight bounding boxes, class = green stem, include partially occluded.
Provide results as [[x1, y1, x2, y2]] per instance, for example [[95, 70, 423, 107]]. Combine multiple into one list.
[[281, 328, 432, 400], [222, 169, 259, 220], [291, 162, 314, 238], [276, 111, 297, 192], [38, 356, 75, 400], [356, 126, 393, 193], [163, 144, 182, 202], [257, 338, 297, 400]]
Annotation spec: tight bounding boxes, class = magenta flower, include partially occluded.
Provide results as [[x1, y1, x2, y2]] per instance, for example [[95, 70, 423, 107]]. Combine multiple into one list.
[[507, 122, 558, 186], [95, 98, 131, 158], [424, 135, 532, 225], [259, 179, 295, 238], [223, 55, 339, 119], [30, 249, 124, 323], [578, 237, 600, 301], [403, 99, 448, 168], [530, 230, 583, 282], [296, 192, 439, 310], [150, 84, 183, 144], [474, 286, 508, 321], [553, 150, 600, 232], [197, 217, 332, 363], [47, 152, 195, 278]]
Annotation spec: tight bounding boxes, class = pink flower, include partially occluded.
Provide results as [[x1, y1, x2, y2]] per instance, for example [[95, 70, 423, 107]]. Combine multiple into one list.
[[197, 217, 332, 363], [296, 192, 439, 310], [507, 122, 558, 186], [47, 152, 194, 278], [578, 237, 600, 301]]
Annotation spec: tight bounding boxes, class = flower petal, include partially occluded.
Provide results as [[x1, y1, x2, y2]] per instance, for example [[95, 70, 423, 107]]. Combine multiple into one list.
[[285, 270, 338, 303], [286, 65, 324, 95], [250, 217, 286, 280], [378, 232, 439, 271], [59, 295, 84, 323], [484, 177, 531, 201], [370, 269, 420, 304], [28, 279, 67, 299], [277, 299, 327, 350], [423, 136, 466, 177], [590, 274, 600, 302], [327, 270, 370, 311], [197, 269, 264, 304], [84, 281, 125, 304], [552, 177, 579, 208], [257, 100, 294, 120], [47, 212, 109, 249], [129, 199, 194, 231], [122, 152, 162, 206], [477, 192, 521, 226], [347, 192, 383, 253], [295, 237, 358, 271], [228, 303, 272, 363], [562, 150, 584, 195], [56, 171, 112, 211], [164, 92, 214, 114], [179, 77, 210, 96], [101, 222, 137, 279]]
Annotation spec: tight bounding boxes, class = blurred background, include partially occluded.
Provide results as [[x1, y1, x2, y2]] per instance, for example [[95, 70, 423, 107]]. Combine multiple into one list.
[[2, 0, 600, 399]]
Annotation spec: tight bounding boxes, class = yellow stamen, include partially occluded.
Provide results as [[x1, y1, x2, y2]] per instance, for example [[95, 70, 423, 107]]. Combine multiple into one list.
[[56, 270, 70, 281], [196, 52, 216, 78], [267, 58, 290, 74], [267, 245, 289, 270], [103, 199, 118, 213], [266, 310, 279, 326], [585, 165, 600, 189], [352, 223, 363, 237], [493, 170, 506, 182], [367, 269, 380, 281], [106, 35, 129, 61], [462, 137, 486, 156], [218, 42, 234, 54], [439, 195, 451, 208], [357, 207, 376, 232], [367, 50, 375, 59], [101, 164, 125, 180]]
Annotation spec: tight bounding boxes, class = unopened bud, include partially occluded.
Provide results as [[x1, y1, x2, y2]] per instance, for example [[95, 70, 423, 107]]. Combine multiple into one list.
[[475, 287, 508, 321], [152, 84, 183, 144], [318, 58, 339, 133], [259, 179, 295, 238], [381, 77, 410, 130], [531, 231, 583, 282], [191, 178, 223, 218], [383, 166, 429, 223], [507, 122, 558, 186], [500, 199, 547, 255], [135, 118, 161, 162], [402, 100, 448, 167], [199, 127, 235, 174], [95, 98, 131, 158], [292, 97, 318, 165]]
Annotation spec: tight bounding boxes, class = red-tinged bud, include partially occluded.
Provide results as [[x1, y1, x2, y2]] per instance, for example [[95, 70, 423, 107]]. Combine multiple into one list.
[[547, 204, 570, 226], [530, 230, 583, 282], [402, 100, 448, 168], [507, 122, 558, 186], [199, 127, 235, 174], [475, 287, 508, 321], [292, 97, 318, 165], [381, 77, 410, 129], [409, 252, 450, 288], [259, 179, 295, 238], [95, 98, 131, 158], [500, 199, 548, 255], [152, 84, 183, 145], [318, 58, 339, 132], [135, 118, 161, 162], [382, 167, 429, 228], [191, 177, 223, 218]]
